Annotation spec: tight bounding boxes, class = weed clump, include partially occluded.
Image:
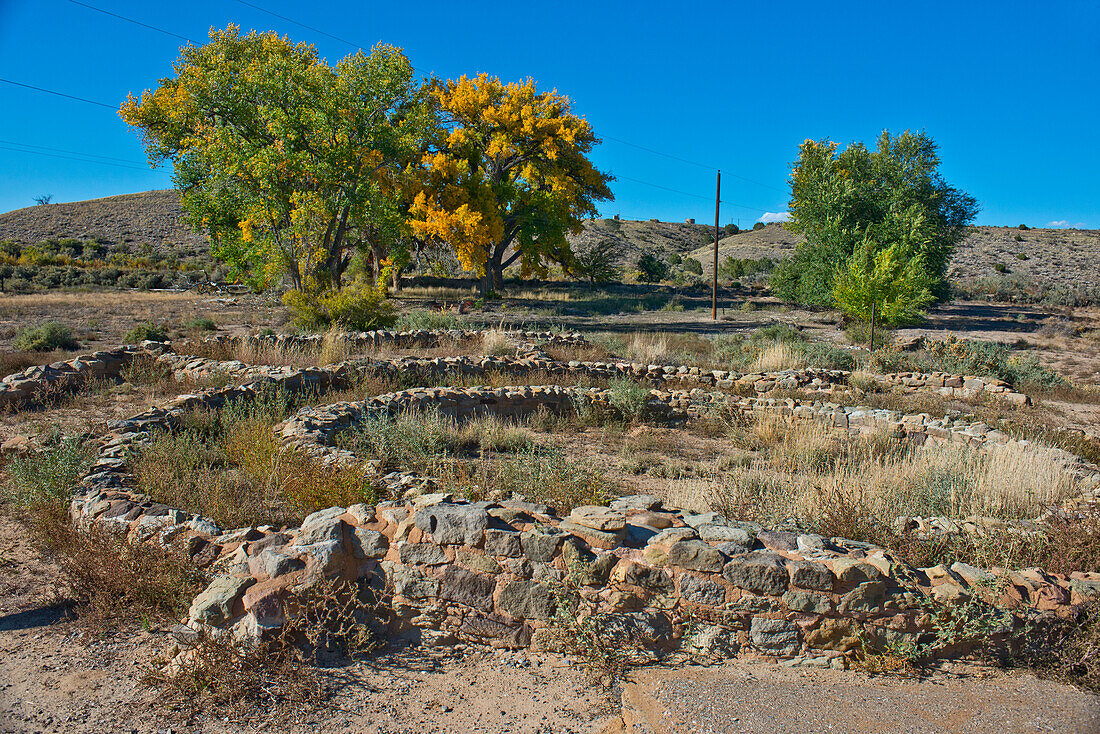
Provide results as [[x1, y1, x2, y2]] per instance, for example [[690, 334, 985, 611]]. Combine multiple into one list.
[[13, 321, 79, 352], [3, 436, 203, 630], [124, 321, 169, 343]]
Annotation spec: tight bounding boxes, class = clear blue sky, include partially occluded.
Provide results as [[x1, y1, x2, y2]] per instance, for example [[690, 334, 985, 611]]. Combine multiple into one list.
[[1, 0, 1097, 228]]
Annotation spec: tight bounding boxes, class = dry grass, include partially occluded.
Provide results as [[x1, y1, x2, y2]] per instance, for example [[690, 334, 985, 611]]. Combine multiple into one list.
[[319, 325, 351, 365], [0, 290, 200, 316], [143, 574, 388, 721], [665, 415, 1083, 570], [132, 399, 377, 528], [623, 333, 668, 364], [481, 328, 513, 357], [749, 341, 804, 372]]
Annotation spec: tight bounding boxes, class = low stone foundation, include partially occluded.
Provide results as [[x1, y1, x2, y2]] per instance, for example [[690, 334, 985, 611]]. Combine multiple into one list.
[[68, 362, 1100, 665]]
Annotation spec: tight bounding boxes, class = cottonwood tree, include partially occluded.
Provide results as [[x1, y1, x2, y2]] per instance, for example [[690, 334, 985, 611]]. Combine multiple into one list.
[[832, 223, 936, 350], [407, 74, 613, 294], [120, 26, 435, 295], [771, 130, 978, 307]]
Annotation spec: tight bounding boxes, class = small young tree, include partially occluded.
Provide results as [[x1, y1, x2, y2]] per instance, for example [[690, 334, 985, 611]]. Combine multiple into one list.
[[832, 228, 935, 351], [572, 237, 623, 283], [635, 252, 667, 283]]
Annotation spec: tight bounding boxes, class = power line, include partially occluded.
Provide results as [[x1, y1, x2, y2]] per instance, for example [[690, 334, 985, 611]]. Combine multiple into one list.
[[0, 77, 114, 108], [231, 0, 784, 197], [67, 0, 192, 42], [613, 174, 769, 212], [0, 139, 146, 165], [232, 0, 362, 49], [603, 135, 715, 171], [0, 144, 154, 171], [8, 3, 782, 214], [603, 134, 787, 194]]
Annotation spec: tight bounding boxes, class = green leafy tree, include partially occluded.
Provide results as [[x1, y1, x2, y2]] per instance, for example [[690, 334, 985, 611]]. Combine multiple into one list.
[[120, 27, 436, 295], [571, 237, 623, 283], [772, 130, 978, 306], [832, 230, 935, 349], [635, 252, 667, 282]]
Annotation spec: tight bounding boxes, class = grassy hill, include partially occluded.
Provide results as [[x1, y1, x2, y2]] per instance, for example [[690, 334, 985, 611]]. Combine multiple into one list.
[[1, 191, 1097, 302]]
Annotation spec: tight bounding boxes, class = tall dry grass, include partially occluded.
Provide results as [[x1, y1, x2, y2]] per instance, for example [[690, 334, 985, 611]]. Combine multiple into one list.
[[748, 342, 804, 372], [481, 328, 513, 357], [669, 418, 1081, 531], [624, 333, 668, 364]]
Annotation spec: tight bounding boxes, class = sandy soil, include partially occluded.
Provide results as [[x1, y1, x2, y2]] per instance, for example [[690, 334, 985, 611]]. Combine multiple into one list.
[[618, 664, 1100, 733]]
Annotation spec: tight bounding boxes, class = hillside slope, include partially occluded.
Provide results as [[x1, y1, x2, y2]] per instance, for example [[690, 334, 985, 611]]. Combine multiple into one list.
[[0, 190, 207, 257], [687, 223, 1100, 290], [2, 191, 1097, 291]]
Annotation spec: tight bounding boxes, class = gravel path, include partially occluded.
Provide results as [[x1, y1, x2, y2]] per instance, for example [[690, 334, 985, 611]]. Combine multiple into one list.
[[618, 663, 1100, 733]]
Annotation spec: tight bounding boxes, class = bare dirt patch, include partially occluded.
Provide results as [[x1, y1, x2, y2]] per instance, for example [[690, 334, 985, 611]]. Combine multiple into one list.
[[619, 662, 1100, 733]]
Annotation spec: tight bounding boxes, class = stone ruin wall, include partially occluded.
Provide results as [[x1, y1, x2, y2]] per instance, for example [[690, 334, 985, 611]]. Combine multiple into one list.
[[62, 347, 1100, 666]]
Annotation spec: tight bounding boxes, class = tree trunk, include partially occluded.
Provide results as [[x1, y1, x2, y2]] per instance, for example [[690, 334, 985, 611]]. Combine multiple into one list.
[[869, 301, 877, 354]]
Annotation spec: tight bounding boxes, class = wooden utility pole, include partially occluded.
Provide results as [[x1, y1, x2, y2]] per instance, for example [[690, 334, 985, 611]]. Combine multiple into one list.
[[712, 170, 721, 320]]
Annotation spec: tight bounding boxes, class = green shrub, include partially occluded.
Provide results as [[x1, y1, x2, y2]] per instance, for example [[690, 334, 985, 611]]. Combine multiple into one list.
[[668, 253, 682, 265], [924, 337, 1064, 388], [1014, 233, 1024, 242], [13, 322, 79, 352], [635, 252, 667, 283], [3, 435, 94, 510], [752, 222, 765, 231], [1015, 252, 1029, 261], [1018, 224, 1029, 230], [283, 284, 397, 332], [683, 258, 703, 275], [123, 322, 169, 343], [994, 263, 1008, 273], [184, 316, 217, 332], [608, 378, 651, 422]]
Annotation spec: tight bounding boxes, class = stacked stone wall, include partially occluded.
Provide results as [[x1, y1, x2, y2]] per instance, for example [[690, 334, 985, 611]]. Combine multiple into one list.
[[68, 367, 1100, 666]]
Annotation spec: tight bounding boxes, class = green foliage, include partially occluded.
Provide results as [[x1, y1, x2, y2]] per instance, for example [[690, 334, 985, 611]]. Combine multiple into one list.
[[121, 27, 435, 292], [832, 237, 935, 329], [667, 253, 682, 265], [923, 337, 1064, 388], [752, 222, 765, 231], [13, 322, 79, 352], [994, 263, 1008, 273], [123, 322, 169, 344], [3, 434, 94, 509], [283, 283, 397, 331], [774, 130, 978, 306], [635, 252, 667, 282], [572, 238, 623, 283], [184, 316, 217, 331], [607, 378, 651, 422], [1015, 252, 1029, 261], [723, 223, 740, 235], [682, 257, 703, 275], [719, 256, 773, 282]]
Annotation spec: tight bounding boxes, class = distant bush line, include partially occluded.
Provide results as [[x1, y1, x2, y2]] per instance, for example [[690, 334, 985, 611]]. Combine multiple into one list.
[[0, 237, 220, 293]]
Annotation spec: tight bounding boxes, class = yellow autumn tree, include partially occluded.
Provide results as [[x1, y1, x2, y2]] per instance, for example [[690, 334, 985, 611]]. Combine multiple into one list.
[[408, 74, 613, 293]]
